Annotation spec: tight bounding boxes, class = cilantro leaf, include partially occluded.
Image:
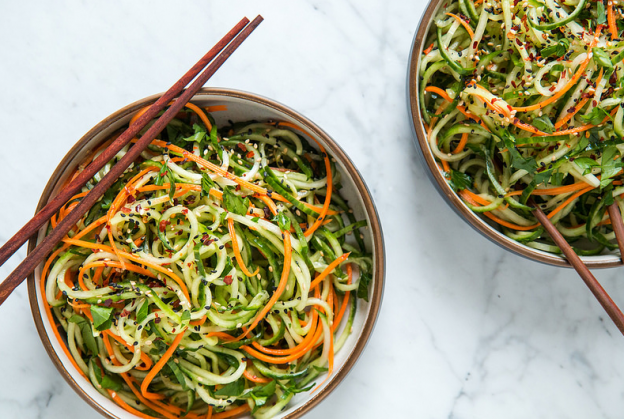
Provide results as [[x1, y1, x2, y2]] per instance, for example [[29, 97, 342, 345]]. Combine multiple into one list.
[[90, 305, 114, 331], [600, 145, 621, 189], [209, 124, 218, 144], [136, 299, 149, 324], [166, 124, 182, 146], [69, 315, 99, 355], [579, 106, 610, 125], [215, 377, 245, 397], [101, 186, 117, 210], [448, 170, 473, 191], [541, 38, 570, 58], [532, 116, 554, 134], [155, 164, 168, 187], [164, 359, 189, 390], [597, 0, 607, 24], [550, 171, 564, 186], [253, 380, 276, 398], [149, 337, 168, 356], [511, 53, 524, 67], [533, 169, 554, 185], [181, 310, 191, 323], [201, 173, 215, 197], [181, 123, 207, 144], [275, 212, 292, 232], [209, 125, 222, 160], [501, 131, 538, 173], [91, 360, 123, 391], [593, 47, 613, 69], [248, 380, 276, 412], [223, 187, 250, 216], [278, 380, 314, 395], [357, 272, 372, 302], [217, 352, 240, 368], [573, 157, 599, 175]]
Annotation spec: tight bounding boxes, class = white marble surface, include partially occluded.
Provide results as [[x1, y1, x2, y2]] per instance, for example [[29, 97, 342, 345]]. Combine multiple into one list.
[[1, 0, 624, 418]]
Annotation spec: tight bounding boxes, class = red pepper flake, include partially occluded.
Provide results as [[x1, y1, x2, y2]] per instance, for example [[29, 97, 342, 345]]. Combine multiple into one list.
[[224, 275, 233, 285], [235, 184, 241, 192], [127, 196, 136, 204], [511, 81, 517, 88], [159, 220, 170, 232], [121, 207, 131, 214], [237, 143, 247, 152], [246, 151, 254, 159], [182, 209, 188, 215], [491, 98, 498, 104], [103, 299, 113, 307], [120, 310, 130, 318], [549, 85, 556, 92]]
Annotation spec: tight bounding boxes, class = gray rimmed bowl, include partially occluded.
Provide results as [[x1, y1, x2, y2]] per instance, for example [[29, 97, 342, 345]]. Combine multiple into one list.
[[407, 0, 621, 268], [27, 88, 385, 418]]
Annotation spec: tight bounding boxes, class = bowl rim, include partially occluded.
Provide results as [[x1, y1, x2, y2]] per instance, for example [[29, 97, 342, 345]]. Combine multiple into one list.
[[406, 0, 622, 269], [27, 87, 386, 418]]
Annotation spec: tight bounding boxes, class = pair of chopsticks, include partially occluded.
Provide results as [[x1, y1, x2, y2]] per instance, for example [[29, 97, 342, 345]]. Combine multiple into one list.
[[0, 15, 263, 305], [531, 199, 624, 335]]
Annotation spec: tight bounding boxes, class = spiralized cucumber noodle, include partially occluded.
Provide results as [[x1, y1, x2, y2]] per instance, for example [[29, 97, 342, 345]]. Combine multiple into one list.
[[420, 0, 624, 255], [41, 103, 373, 419]]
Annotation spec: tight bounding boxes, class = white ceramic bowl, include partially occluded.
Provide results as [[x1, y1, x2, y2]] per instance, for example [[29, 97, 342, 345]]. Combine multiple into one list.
[[27, 88, 385, 418], [407, 0, 622, 268]]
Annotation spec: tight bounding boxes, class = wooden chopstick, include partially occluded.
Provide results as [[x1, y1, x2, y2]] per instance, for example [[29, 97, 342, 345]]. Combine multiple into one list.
[[0, 17, 252, 269], [530, 199, 624, 335], [607, 202, 624, 262], [0, 15, 263, 305]]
